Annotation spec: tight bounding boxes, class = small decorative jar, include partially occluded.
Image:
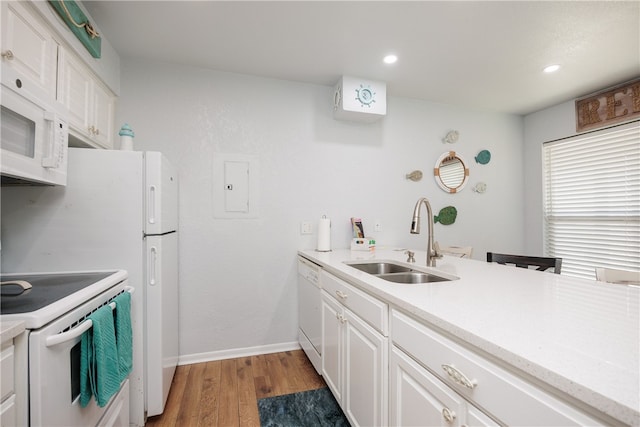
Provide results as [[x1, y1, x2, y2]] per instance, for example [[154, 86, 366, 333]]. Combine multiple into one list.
[[119, 123, 135, 151]]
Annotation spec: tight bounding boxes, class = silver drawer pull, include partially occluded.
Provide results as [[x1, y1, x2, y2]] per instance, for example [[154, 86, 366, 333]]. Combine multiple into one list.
[[442, 407, 456, 423], [1, 50, 14, 60], [442, 364, 477, 390], [335, 290, 348, 299]]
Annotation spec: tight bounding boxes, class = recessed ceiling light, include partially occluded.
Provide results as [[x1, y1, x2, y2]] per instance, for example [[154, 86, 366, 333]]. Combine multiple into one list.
[[543, 64, 560, 73], [383, 54, 398, 64]]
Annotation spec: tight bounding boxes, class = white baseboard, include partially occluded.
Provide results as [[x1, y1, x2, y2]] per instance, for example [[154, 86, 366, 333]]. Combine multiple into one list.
[[178, 341, 301, 366]]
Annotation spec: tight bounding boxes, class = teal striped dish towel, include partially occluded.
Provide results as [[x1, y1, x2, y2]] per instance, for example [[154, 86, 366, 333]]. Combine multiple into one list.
[[80, 304, 121, 407], [113, 291, 133, 382]]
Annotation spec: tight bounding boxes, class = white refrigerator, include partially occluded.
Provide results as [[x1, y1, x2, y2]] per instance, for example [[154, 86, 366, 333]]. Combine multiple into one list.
[[0, 148, 179, 425]]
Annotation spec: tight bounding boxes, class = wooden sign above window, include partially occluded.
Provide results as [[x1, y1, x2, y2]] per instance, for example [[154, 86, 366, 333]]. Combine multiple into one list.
[[575, 78, 640, 132]]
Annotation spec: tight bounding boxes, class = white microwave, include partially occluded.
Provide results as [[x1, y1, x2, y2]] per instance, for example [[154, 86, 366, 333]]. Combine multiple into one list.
[[1, 85, 68, 186]]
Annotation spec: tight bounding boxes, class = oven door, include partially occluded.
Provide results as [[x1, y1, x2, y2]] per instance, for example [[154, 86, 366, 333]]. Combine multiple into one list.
[[27, 283, 129, 427]]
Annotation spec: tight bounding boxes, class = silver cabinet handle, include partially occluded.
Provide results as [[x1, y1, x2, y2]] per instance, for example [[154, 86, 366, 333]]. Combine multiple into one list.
[[335, 290, 348, 299], [442, 364, 477, 390], [336, 313, 346, 324], [1, 50, 14, 60], [442, 407, 456, 423]]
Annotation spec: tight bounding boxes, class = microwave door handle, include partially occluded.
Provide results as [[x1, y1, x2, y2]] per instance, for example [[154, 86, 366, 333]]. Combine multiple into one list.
[[41, 112, 64, 168]]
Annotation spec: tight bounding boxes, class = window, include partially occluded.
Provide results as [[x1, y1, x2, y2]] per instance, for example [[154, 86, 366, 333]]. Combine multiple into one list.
[[543, 120, 640, 279]]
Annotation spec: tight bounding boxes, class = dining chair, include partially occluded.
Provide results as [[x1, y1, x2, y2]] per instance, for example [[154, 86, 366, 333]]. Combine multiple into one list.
[[436, 243, 473, 258], [486, 252, 562, 274], [595, 267, 640, 286]]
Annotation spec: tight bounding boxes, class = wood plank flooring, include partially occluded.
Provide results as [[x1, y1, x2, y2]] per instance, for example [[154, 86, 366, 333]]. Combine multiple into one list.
[[145, 350, 326, 427]]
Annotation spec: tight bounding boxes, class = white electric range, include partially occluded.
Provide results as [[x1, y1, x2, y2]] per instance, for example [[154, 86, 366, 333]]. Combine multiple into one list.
[[1, 269, 131, 427]]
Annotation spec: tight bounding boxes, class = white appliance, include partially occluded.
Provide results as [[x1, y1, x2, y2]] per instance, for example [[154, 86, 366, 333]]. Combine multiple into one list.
[[333, 75, 387, 122], [1, 85, 68, 186], [298, 256, 322, 374], [0, 270, 131, 427], [0, 148, 179, 426]]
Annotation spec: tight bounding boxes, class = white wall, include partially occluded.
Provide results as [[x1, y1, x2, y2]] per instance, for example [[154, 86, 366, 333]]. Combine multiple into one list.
[[115, 58, 524, 360], [522, 100, 576, 255], [0, 58, 523, 360]]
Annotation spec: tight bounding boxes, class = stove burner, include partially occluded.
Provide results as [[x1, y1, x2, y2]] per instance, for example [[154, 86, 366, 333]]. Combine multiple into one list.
[[0, 272, 115, 314]]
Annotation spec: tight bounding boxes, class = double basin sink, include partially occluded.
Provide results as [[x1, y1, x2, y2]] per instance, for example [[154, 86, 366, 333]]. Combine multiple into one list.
[[345, 261, 454, 284]]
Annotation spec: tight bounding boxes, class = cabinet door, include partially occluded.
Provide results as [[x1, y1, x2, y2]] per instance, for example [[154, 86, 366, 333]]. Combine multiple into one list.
[[57, 48, 91, 134], [321, 291, 343, 403], [344, 309, 388, 427], [1, 1, 57, 103], [466, 405, 499, 427], [57, 46, 116, 149], [92, 81, 114, 149], [390, 346, 465, 427]]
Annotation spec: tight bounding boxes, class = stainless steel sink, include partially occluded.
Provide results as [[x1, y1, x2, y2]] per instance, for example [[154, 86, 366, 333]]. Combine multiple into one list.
[[376, 272, 449, 284], [345, 261, 453, 284], [348, 262, 412, 274]]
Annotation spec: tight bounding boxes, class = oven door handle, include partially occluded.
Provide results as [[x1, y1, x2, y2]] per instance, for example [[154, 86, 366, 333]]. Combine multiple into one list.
[[45, 286, 135, 348]]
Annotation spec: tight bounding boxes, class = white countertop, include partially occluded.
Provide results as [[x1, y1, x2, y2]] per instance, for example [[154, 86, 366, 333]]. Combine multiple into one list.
[[0, 320, 25, 344], [299, 248, 640, 426]]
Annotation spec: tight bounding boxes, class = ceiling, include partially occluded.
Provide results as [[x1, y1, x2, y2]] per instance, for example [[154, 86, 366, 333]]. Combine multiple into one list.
[[83, 1, 640, 115]]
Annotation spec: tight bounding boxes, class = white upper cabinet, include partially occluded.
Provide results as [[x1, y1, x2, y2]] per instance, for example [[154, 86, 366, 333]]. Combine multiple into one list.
[[57, 46, 115, 149], [1, 1, 118, 150], [1, 1, 58, 104], [91, 80, 115, 148]]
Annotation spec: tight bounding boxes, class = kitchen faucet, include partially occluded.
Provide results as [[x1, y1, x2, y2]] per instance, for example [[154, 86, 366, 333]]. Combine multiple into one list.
[[410, 197, 442, 267]]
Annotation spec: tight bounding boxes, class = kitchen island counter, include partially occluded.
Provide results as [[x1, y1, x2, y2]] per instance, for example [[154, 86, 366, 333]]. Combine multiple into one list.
[[299, 248, 640, 426]]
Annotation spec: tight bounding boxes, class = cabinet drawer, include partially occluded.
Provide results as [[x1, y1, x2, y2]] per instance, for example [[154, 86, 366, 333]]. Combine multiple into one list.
[[321, 271, 388, 335], [0, 344, 14, 402], [391, 310, 603, 426], [0, 394, 16, 427]]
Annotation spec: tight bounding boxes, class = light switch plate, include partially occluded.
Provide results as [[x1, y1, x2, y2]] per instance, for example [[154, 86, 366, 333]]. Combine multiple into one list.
[[301, 221, 312, 235]]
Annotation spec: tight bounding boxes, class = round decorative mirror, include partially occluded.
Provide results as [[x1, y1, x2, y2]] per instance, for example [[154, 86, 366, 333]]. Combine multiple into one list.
[[434, 151, 469, 193]]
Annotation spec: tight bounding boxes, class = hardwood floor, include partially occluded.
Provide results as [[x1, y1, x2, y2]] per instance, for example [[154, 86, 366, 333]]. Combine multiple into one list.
[[145, 350, 326, 427]]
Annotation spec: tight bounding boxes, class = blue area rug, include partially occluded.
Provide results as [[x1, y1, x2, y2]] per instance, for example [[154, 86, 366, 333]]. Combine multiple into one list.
[[258, 387, 350, 427]]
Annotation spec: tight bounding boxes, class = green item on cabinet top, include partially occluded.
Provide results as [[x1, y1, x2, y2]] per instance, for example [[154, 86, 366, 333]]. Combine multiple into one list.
[[434, 206, 457, 225], [475, 149, 491, 165], [49, 1, 101, 58]]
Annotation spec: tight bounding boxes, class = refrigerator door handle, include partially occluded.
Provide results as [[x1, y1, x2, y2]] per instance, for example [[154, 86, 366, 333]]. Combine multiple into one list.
[[148, 185, 157, 224], [149, 246, 157, 286]]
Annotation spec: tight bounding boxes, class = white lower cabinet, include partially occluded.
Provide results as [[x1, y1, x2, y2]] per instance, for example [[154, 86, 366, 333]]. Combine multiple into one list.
[[1, 327, 27, 427], [320, 270, 388, 427], [390, 346, 497, 427], [305, 257, 621, 427], [343, 309, 388, 427], [322, 291, 343, 403], [390, 309, 606, 426]]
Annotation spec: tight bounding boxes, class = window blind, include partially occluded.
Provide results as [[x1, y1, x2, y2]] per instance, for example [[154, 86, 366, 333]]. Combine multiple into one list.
[[543, 120, 640, 279]]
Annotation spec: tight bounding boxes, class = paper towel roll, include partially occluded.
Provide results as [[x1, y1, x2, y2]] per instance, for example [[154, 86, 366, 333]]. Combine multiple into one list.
[[316, 216, 331, 252]]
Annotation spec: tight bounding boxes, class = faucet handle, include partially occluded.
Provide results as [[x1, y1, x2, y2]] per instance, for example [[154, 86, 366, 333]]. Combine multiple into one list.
[[433, 242, 443, 258], [405, 250, 416, 263]]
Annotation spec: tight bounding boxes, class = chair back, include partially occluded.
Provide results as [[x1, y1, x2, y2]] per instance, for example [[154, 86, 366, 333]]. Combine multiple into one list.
[[438, 244, 473, 258], [486, 252, 562, 274], [595, 267, 640, 285]]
